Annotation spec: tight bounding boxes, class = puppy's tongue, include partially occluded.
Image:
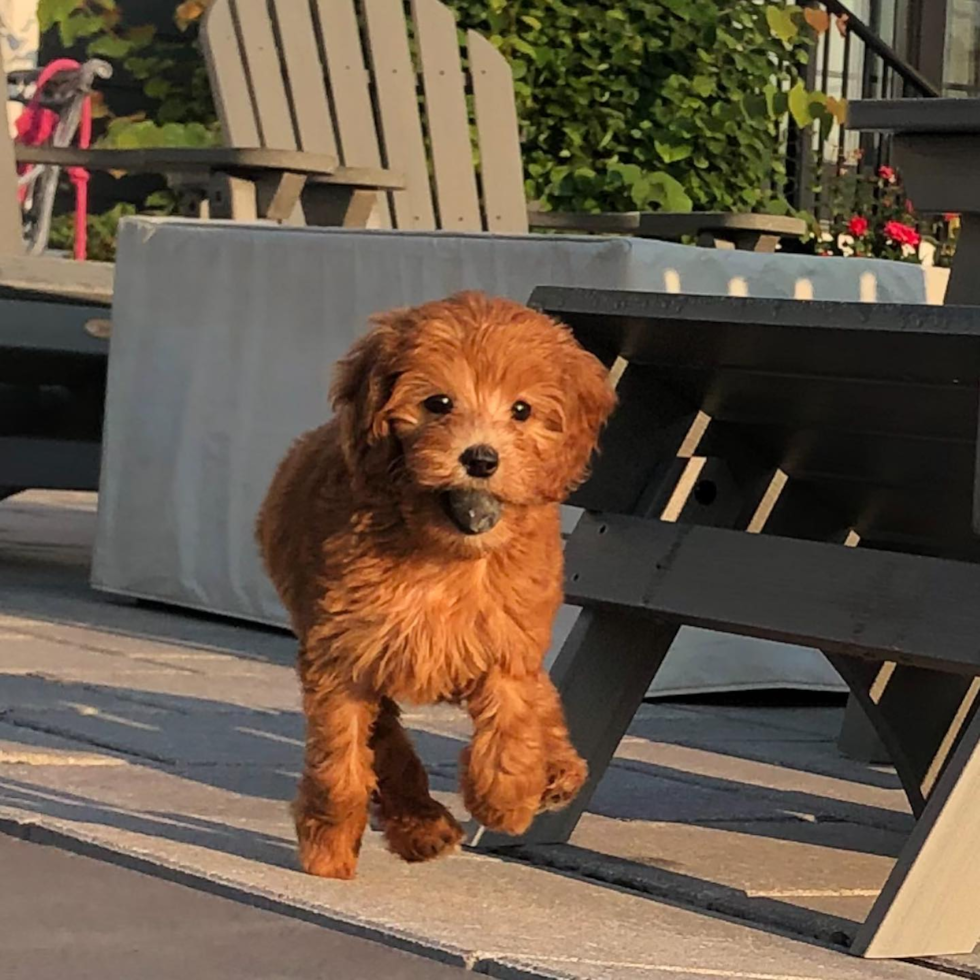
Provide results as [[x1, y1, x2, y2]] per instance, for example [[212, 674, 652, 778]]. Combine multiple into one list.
[[440, 489, 502, 535]]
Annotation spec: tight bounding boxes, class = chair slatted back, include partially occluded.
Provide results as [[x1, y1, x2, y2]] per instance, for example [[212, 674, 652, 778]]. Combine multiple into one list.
[[270, 0, 338, 157], [313, 0, 391, 225], [362, 0, 435, 229], [410, 0, 481, 230], [467, 29, 527, 233], [201, 0, 527, 233], [1, 56, 27, 256]]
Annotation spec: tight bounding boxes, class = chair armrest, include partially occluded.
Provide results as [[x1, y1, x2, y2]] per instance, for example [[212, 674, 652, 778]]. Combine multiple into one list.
[[15, 146, 404, 190], [529, 210, 806, 241]]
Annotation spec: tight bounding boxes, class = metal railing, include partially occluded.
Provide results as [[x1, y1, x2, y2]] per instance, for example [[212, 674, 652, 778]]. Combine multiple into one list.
[[788, 0, 939, 217]]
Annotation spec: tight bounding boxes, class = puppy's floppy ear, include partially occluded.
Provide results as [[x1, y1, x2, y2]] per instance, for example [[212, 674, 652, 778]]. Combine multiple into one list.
[[553, 335, 617, 497], [330, 311, 405, 477]]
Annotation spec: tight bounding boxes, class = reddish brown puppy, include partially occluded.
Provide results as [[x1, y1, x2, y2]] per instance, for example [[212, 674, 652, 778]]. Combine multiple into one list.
[[256, 291, 616, 879]]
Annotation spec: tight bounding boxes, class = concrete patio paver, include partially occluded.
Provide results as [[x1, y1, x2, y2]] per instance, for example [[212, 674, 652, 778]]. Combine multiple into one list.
[[0, 491, 975, 979]]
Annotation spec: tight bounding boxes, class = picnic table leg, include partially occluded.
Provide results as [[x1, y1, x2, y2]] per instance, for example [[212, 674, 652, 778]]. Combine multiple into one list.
[[837, 694, 890, 764], [853, 698, 980, 957], [943, 212, 980, 305], [828, 656, 979, 818]]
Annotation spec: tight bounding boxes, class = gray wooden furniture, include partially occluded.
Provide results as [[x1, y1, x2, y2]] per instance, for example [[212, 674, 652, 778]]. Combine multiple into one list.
[[161, 0, 802, 248], [849, 98, 980, 305], [474, 286, 980, 959], [837, 98, 980, 758]]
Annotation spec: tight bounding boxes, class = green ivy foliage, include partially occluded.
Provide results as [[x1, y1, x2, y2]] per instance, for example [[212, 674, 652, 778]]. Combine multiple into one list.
[[446, 0, 813, 213]]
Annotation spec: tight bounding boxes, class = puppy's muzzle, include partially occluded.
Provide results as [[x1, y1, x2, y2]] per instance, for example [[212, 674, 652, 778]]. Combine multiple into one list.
[[440, 488, 502, 535]]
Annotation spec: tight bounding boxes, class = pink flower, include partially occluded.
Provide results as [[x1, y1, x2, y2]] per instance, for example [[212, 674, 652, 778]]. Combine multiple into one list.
[[878, 165, 897, 183], [905, 198, 915, 214], [848, 215, 869, 237], [884, 220, 920, 248]]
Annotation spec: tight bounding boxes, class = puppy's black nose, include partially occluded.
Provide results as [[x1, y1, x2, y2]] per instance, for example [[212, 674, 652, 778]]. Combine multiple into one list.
[[460, 444, 499, 479]]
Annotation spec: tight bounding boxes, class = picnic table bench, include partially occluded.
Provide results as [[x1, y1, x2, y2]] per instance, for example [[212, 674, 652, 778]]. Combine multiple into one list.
[[473, 286, 980, 959]]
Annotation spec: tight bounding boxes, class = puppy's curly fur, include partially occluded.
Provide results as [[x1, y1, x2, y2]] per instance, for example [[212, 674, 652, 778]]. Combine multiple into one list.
[[256, 292, 616, 879]]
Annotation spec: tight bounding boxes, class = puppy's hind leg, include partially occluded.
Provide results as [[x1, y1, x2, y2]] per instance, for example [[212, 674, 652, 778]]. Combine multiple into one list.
[[295, 672, 378, 879], [371, 698, 463, 862]]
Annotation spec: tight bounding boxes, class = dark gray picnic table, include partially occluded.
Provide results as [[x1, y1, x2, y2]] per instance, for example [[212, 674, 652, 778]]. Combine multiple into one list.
[[473, 287, 980, 960]]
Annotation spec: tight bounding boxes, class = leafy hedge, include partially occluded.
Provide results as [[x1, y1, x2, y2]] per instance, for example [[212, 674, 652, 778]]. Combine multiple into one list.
[[446, 0, 813, 214]]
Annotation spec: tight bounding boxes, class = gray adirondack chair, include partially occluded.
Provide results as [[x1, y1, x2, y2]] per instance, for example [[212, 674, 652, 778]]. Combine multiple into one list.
[[196, 0, 804, 249]]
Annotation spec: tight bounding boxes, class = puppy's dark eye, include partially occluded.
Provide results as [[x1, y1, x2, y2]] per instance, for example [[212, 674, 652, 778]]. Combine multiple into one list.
[[423, 394, 454, 415], [511, 400, 532, 422]]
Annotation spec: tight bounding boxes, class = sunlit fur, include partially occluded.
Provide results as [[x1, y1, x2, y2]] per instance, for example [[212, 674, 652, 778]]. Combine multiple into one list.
[[256, 292, 617, 879]]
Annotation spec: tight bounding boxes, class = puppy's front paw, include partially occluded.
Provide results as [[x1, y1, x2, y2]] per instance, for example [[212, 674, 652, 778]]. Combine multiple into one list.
[[382, 801, 464, 862], [465, 794, 538, 835], [541, 754, 588, 812], [460, 746, 544, 836]]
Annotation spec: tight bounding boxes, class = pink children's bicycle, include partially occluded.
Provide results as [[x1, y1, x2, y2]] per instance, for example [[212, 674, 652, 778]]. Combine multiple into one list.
[[7, 57, 111, 260]]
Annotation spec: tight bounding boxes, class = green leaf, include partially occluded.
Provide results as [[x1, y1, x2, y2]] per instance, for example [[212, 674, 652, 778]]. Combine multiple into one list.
[[510, 37, 537, 58], [647, 172, 694, 212], [60, 11, 105, 45], [144, 77, 171, 100], [654, 140, 693, 164], [630, 177, 652, 208], [609, 162, 642, 183], [765, 5, 800, 44], [691, 75, 715, 97], [787, 80, 812, 127], [87, 33, 134, 58], [144, 190, 174, 210], [125, 24, 156, 47], [39, 0, 80, 32]]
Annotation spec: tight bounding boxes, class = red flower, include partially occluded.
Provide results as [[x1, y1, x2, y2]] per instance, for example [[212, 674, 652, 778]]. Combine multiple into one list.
[[884, 220, 920, 247], [848, 215, 869, 237], [879, 165, 897, 183], [945, 212, 961, 222]]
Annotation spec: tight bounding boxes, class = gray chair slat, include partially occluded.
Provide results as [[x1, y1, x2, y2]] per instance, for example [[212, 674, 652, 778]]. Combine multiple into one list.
[[232, 0, 297, 150], [467, 30, 527, 234], [313, 0, 391, 227], [411, 0, 482, 231], [1, 54, 27, 254], [201, 0, 261, 146], [270, 0, 337, 156], [362, 0, 436, 230]]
